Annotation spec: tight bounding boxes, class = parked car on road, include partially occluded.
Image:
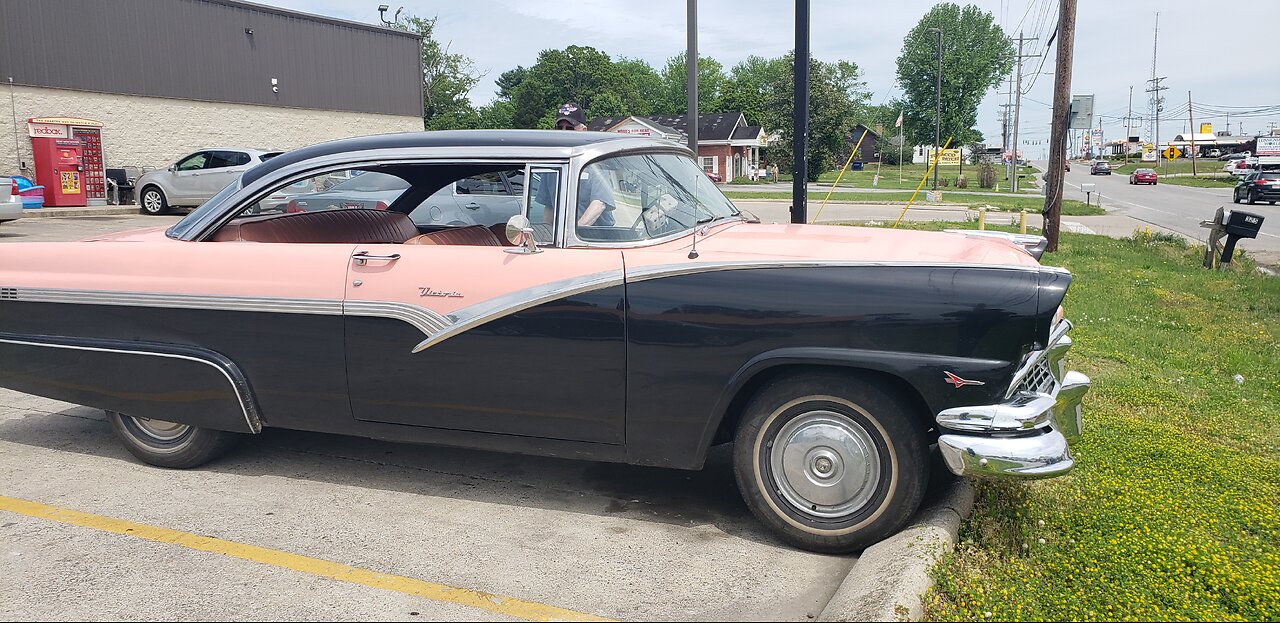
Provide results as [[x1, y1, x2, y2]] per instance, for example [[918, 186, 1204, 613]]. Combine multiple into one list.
[[1090, 161, 1112, 175], [1129, 168, 1158, 185], [1225, 157, 1258, 177], [0, 130, 1089, 553], [1, 177, 25, 225], [1220, 151, 1250, 161], [1234, 171, 1280, 205], [135, 148, 282, 215]]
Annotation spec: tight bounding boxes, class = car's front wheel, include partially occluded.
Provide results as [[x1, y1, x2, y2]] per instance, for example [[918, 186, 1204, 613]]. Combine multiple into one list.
[[107, 411, 240, 468], [1248, 190, 1258, 205], [139, 186, 170, 215], [733, 372, 928, 553], [1234, 189, 1242, 203]]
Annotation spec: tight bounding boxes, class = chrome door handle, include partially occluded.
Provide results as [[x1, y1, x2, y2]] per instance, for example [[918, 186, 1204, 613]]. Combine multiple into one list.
[[464, 202, 481, 210], [351, 251, 401, 265]]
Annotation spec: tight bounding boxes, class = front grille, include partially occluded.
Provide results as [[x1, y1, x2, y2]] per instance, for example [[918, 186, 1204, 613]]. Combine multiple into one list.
[[1016, 359, 1055, 395]]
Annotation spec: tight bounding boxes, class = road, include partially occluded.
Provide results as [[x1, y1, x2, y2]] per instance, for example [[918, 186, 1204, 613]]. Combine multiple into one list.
[[1056, 162, 1279, 262]]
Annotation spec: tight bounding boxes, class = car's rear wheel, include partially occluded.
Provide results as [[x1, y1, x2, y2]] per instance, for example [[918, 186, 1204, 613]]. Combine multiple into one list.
[[732, 372, 928, 553], [107, 411, 239, 468], [139, 186, 170, 215]]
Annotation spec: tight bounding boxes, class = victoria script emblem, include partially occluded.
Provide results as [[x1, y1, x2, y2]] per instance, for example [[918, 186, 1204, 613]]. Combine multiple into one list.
[[943, 371, 985, 388], [418, 287, 463, 298]]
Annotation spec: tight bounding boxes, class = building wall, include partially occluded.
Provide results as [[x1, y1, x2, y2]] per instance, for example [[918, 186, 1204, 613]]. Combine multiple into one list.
[[0, 0, 423, 117], [698, 144, 734, 182], [1, 85, 423, 175]]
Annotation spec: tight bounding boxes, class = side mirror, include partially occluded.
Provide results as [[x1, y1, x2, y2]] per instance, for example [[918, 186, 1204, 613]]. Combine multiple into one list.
[[168, 164, 177, 172], [503, 215, 540, 254]]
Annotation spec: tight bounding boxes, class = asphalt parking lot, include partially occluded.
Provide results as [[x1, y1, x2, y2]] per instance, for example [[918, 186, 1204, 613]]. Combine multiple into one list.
[[0, 215, 861, 621]]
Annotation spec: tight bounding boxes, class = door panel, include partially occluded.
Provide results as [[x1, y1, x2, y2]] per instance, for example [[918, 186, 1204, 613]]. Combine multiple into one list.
[[343, 244, 627, 444]]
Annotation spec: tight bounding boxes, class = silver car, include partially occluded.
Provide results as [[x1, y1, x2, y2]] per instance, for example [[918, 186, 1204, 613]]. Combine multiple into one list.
[[136, 148, 281, 215], [0, 177, 24, 225]]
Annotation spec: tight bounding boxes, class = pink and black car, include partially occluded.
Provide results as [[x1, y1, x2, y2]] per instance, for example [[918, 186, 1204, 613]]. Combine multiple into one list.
[[0, 131, 1089, 552]]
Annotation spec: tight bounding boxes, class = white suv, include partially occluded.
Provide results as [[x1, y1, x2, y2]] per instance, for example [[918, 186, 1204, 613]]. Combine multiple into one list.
[[134, 148, 281, 215]]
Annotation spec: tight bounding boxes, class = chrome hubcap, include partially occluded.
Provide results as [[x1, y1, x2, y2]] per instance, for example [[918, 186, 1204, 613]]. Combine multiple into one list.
[[144, 192, 160, 211], [131, 416, 189, 441], [769, 410, 881, 518]]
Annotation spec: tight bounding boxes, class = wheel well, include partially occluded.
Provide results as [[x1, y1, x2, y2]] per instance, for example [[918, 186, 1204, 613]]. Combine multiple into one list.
[[711, 364, 935, 446]]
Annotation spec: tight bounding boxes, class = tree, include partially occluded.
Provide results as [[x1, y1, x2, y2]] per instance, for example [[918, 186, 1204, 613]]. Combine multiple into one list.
[[507, 45, 634, 128], [392, 14, 484, 128], [763, 53, 871, 181], [613, 57, 662, 116], [895, 3, 1013, 150], [720, 56, 788, 130], [658, 53, 727, 115]]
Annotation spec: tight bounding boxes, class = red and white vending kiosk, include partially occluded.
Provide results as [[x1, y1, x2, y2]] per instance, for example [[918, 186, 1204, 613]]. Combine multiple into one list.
[[28, 117, 107, 207]]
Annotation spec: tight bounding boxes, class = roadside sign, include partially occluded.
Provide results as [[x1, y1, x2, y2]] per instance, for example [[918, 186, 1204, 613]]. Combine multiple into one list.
[[1163, 145, 1182, 160], [926, 190, 941, 203], [1257, 136, 1280, 156]]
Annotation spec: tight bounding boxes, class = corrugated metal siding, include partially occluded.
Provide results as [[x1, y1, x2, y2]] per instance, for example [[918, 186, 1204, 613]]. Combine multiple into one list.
[[0, 0, 423, 117]]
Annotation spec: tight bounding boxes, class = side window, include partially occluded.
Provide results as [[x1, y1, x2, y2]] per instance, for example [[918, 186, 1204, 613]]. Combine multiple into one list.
[[239, 168, 410, 217], [455, 172, 508, 195], [175, 152, 208, 171], [526, 169, 559, 245], [206, 151, 251, 169]]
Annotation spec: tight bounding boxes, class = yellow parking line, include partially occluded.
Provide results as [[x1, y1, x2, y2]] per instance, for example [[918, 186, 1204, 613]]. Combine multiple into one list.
[[0, 495, 613, 622]]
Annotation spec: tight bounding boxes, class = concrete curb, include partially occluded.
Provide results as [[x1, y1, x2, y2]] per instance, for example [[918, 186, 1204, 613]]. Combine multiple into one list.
[[818, 477, 975, 622], [21, 205, 141, 218]]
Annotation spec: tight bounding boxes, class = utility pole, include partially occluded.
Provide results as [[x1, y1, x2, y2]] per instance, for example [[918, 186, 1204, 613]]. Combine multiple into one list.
[[1001, 75, 1013, 183], [1187, 91, 1198, 177], [791, 0, 809, 224], [1044, 0, 1076, 253], [1147, 75, 1168, 168], [686, 0, 698, 155], [1126, 85, 1133, 165], [1010, 31, 1038, 193], [927, 27, 942, 191]]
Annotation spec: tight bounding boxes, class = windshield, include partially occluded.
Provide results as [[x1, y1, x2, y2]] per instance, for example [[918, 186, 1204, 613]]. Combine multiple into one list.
[[167, 179, 242, 238], [575, 152, 739, 243]]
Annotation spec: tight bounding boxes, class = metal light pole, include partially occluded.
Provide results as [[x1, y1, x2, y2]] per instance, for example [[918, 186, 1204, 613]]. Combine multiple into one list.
[[791, 0, 810, 223], [686, 0, 698, 155], [927, 27, 942, 191]]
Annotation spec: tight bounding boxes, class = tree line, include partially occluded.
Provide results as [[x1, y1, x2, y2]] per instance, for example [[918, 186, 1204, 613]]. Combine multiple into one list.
[[394, 3, 1013, 180]]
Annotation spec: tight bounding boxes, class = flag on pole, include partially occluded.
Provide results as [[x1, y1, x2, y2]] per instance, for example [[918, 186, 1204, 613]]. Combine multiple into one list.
[[895, 112, 903, 128]]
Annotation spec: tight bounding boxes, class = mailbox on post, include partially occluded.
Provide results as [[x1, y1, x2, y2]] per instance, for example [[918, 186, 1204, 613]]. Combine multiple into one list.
[[1221, 211, 1263, 264]]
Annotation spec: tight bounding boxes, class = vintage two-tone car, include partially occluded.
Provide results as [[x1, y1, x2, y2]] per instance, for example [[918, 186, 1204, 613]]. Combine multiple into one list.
[[0, 131, 1089, 552]]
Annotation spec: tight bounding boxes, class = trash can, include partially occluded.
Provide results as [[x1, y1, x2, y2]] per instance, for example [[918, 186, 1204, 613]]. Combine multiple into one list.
[[851, 161, 864, 171]]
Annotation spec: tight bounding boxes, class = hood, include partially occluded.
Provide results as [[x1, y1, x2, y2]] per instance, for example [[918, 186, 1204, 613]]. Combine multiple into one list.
[[685, 223, 1041, 266], [81, 226, 175, 242]]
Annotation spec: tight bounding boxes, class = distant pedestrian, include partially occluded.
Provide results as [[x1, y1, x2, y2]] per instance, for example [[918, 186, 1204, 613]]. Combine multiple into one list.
[[770, 163, 779, 183], [748, 163, 757, 182]]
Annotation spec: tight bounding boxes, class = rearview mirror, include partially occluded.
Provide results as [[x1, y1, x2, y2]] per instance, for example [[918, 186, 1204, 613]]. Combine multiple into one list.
[[504, 215, 540, 254]]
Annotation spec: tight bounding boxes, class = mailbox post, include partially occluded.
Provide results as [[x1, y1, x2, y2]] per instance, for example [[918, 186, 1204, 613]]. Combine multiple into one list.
[[1080, 182, 1095, 209]]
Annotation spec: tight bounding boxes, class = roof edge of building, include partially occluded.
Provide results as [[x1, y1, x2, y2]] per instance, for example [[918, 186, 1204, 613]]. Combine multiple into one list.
[[209, 0, 423, 40]]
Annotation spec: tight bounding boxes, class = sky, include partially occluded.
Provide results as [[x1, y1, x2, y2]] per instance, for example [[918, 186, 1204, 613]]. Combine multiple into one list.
[[263, 0, 1280, 156]]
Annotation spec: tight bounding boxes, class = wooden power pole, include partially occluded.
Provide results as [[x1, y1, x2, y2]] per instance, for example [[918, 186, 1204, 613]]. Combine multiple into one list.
[[1187, 90, 1198, 177], [1043, 0, 1076, 253]]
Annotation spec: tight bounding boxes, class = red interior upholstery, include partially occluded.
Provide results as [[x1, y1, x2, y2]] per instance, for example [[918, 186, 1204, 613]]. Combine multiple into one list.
[[211, 209, 420, 243], [403, 225, 503, 246]]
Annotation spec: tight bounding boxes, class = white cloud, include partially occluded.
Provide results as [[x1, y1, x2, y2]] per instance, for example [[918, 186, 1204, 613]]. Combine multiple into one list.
[[262, 0, 1280, 147]]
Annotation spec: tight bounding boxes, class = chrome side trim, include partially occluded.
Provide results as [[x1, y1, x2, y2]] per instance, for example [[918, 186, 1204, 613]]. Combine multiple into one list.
[[10, 288, 343, 316], [411, 269, 625, 353], [345, 300, 451, 336], [628, 259, 1063, 282], [4, 287, 447, 339], [0, 336, 260, 433]]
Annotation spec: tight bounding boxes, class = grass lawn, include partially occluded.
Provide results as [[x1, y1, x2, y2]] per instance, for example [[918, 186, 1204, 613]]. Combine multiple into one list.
[[894, 224, 1280, 621], [1113, 159, 1233, 178], [722, 190, 1105, 216], [1160, 176, 1238, 188], [808, 164, 1041, 193]]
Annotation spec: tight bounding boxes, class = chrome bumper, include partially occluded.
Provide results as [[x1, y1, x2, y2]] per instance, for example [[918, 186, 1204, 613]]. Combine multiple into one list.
[[936, 321, 1090, 480]]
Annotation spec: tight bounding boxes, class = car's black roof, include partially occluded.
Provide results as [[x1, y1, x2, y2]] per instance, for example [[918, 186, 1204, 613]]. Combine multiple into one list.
[[242, 130, 644, 186]]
